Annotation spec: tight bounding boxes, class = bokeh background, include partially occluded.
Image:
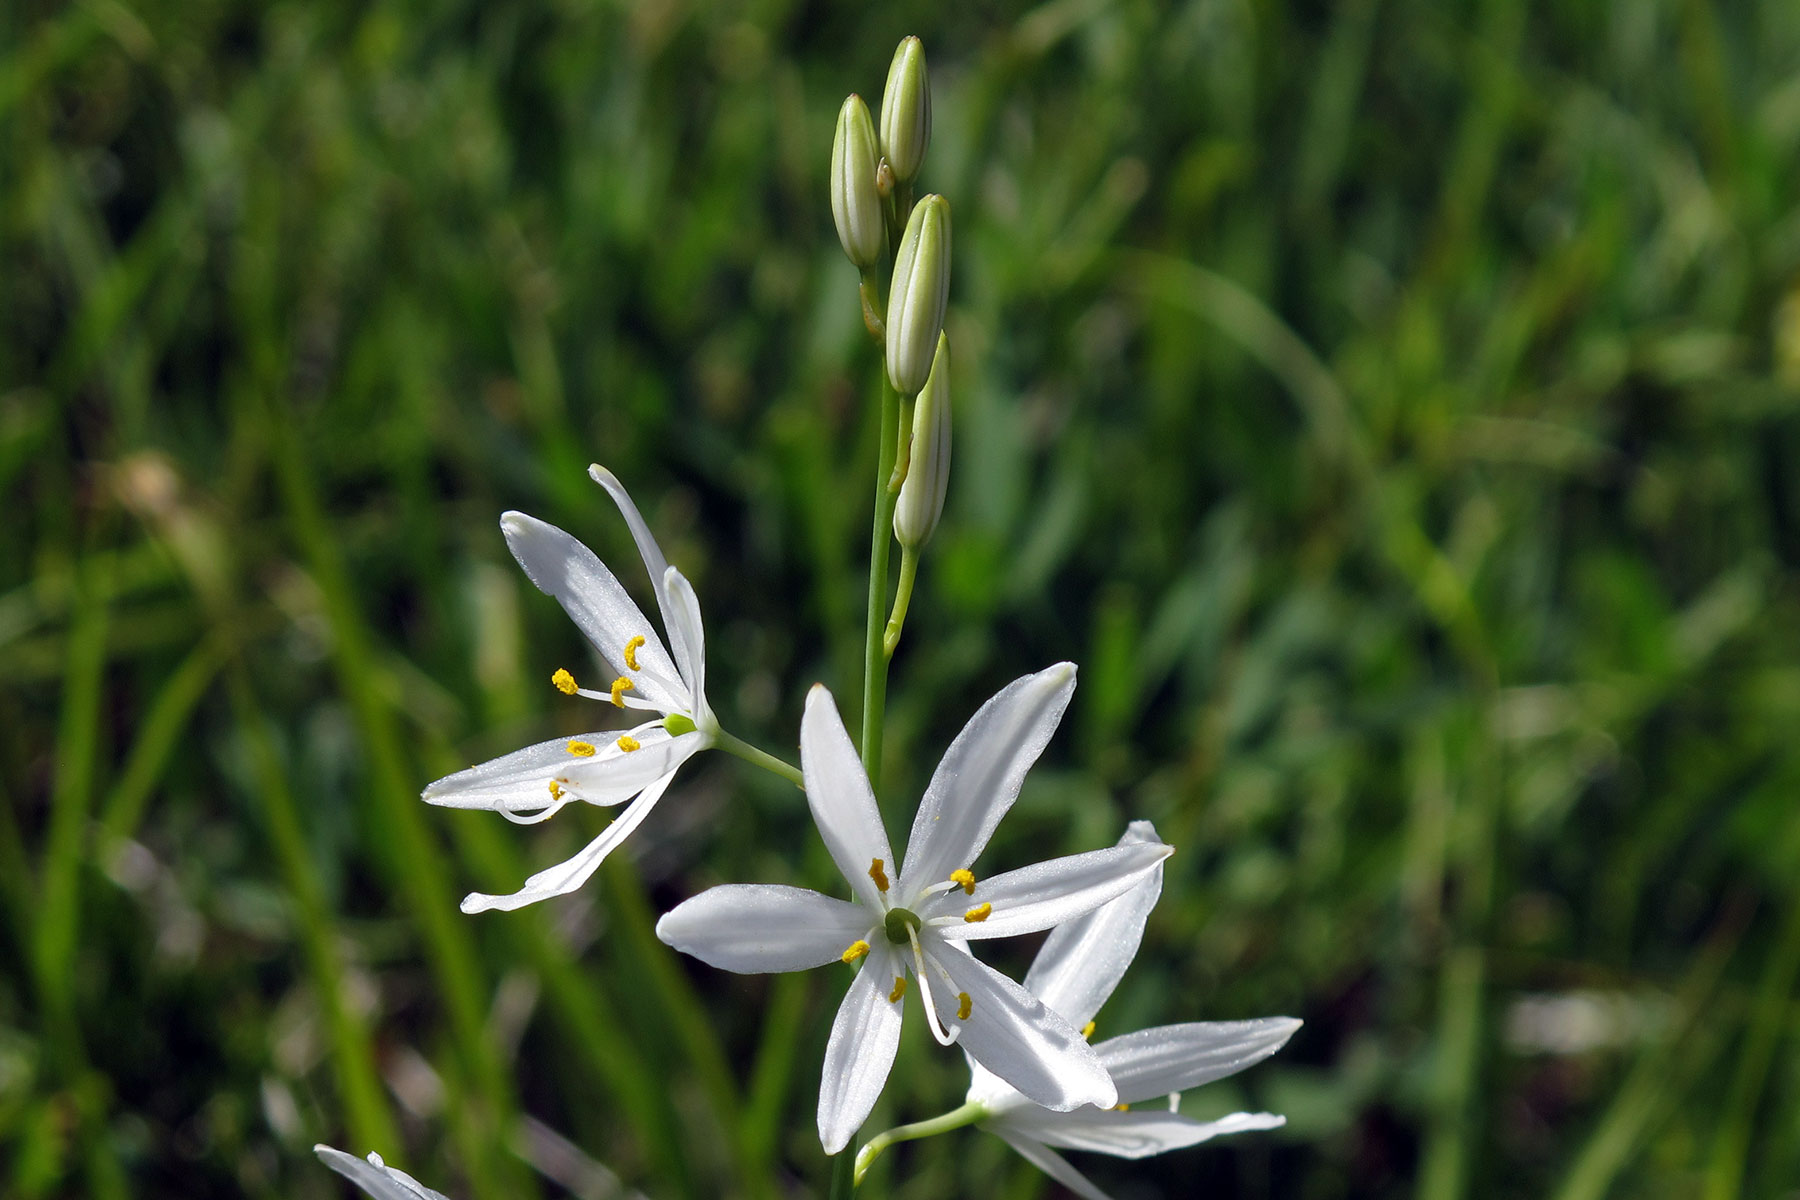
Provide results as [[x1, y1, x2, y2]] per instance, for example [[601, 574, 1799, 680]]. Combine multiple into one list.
[[8, 1, 1800, 1197]]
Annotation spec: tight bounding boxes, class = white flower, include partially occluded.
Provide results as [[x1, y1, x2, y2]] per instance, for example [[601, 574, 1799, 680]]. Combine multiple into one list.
[[314, 1145, 451, 1200], [966, 821, 1300, 1200], [423, 465, 717, 914], [656, 665, 1173, 1153]]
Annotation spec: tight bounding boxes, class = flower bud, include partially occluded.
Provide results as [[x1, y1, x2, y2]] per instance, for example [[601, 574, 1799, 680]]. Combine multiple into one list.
[[880, 37, 931, 184], [830, 94, 884, 270], [885, 194, 950, 395], [895, 333, 951, 549]]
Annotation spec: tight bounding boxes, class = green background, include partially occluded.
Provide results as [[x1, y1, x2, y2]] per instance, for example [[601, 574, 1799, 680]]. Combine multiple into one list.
[[6, 1, 1800, 1196]]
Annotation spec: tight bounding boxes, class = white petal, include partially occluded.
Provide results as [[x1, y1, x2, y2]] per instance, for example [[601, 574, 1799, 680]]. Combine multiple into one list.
[[501, 511, 687, 710], [314, 1146, 452, 1200], [458, 770, 676, 913], [587, 465, 695, 691], [990, 1131, 1115, 1200], [931, 941, 1115, 1112], [818, 942, 904, 1154], [656, 885, 873, 973], [1096, 1018, 1302, 1103], [556, 729, 707, 802], [925, 842, 1172, 941], [422, 729, 637, 814], [662, 566, 710, 719], [997, 1107, 1286, 1159], [898, 664, 1076, 891], [1024, 820, 1165, 1029], [801, 685, 895, 910]]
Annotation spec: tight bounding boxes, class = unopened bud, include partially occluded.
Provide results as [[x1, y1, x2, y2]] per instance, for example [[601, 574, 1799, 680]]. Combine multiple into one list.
[[880, 37, 931, 184], [831, 95, 884, 270], [885, 194, 950, 395], [895, 333, 951, 548]]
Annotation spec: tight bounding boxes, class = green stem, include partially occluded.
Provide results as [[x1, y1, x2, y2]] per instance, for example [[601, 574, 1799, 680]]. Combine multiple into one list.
[[715, 728, 803, 787], [882, 546, 919, 659], [860, 371, 902, 779], [828, 1148, 856, 1200], [854, 1102, 986, 1184]]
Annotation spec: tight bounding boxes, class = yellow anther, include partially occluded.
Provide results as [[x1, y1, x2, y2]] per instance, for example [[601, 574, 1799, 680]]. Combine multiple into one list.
[[841, 939, 870, 964], [1114, 1103, 1130, 1112], [616, 735, 641, 753], [551, 668, 578, 695], [548, 780, 565, 801], [1081, 1020, 1096, 1040], [868, 858, 890, 893], [888, 976, 907, 1003], [957, 992, 972, 1020], [949, 868, 976, 895], [566, 740, 597, 757], [963, 903, 992, 923], [609, 676, 633, 707], [623, 635, 646, 672]]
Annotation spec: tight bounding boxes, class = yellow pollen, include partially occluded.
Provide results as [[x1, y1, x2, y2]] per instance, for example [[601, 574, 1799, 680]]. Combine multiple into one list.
[[551, 668, 578, 695], [1082, 1020, 1096, 1039], [609, 676, 633, 707], [624, 635, 646, 672], [957, 992, 972, 1020], [566, 740, 597, 757], [949, 868, 976, 894], [841, 940, 870, 964], [963, 903, 992, 923], [1114, 1103, 1130, 1112], [616, 735, 641, 753], [888, 976, 907, 1003], [868, 858, 890, 893], [547, 780, 565, 800]]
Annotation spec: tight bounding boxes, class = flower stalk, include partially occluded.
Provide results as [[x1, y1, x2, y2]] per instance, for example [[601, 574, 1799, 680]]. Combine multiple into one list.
[[860, 369, 902, 778], [853, 1101, 985, 1184]]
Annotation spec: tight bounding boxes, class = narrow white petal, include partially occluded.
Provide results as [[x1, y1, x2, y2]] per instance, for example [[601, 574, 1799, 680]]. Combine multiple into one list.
[[997, 1107, 1286, 1159], [1025, 820, 1165, 1030], [925, 842, 1171, 941], [818, 943, 904, 1154], [898, 664, 1076, 891], [500, 511, 685, 710], [588, 465, 694, 689], [1096, 1018, 1302, 1103], [421, 729, 636, 814], [314, 1146, 451, 1200], [990, 1131, 1116, 1200], [555, 729, 707, 803], [458, 771, 676, 913], [801, 685, 895, 910], [662, 566, 709, 717], [931, 941, 1115, 1112], [656, 885, 872, 973]]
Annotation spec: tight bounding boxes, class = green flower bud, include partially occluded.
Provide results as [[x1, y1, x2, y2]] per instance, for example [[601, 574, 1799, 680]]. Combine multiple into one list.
[[885, 194, 950, 395], [895, 333, 951, 549], [879, 36, 931, 184], [830, 94, 884, 270]]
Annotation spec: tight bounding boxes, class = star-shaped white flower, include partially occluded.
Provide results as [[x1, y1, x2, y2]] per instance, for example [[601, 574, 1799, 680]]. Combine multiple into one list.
[[656, 664, 1174, 1153], [963, 821, 1300, 1200], [423, 465, 717, 913], [315, 1145, 450, 1200]]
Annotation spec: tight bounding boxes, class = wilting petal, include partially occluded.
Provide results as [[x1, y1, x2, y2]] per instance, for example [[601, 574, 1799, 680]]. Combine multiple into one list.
[[801, 686, 894, 910], [931, 942, 1114, 1112], [898, 664, 1076, 891], [990, 1131, 1114, 1200], [818, 942, 904, 1154], [459, 770, 677, 913], [314, 1146, 451, 1200], [657, 885, 872, 974], [997, 1106, 1285, 1159], [588, 465, 693, 689], [501, 511, 686, 710], [1096, 1018, 1302, 1104], [662, 566, 709, 717], [1024, 820, 1165, 1030], [925, 842, 1171, 941]]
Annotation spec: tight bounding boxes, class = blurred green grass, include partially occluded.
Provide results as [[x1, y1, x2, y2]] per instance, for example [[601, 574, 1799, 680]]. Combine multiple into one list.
[[7, 0, 1800, 1196]]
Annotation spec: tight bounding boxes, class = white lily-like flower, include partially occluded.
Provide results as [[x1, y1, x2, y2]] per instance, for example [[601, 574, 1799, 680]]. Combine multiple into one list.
[[315, 1145, 451, 1200], [656, 664, 1174, 1154], [423, 465, 717, 914], [961, 821, 1300, 1200]]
